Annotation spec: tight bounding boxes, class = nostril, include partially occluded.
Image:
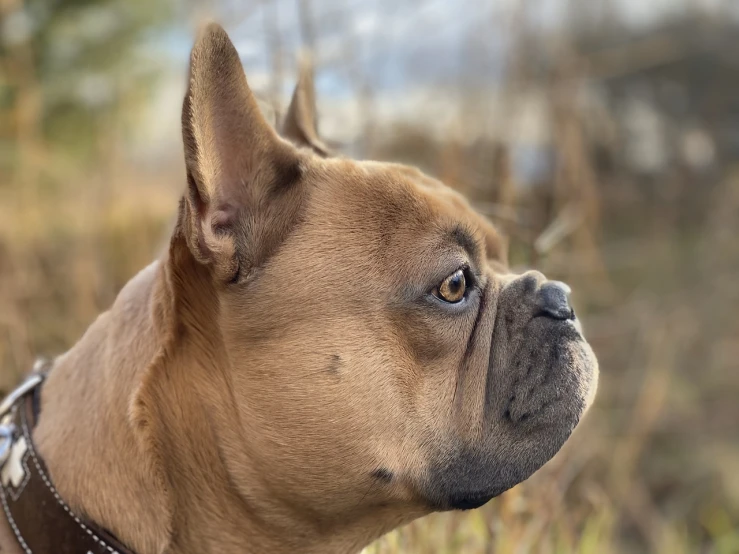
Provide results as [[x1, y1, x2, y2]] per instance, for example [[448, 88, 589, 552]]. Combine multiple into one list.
[[536, 281, 574, 321]]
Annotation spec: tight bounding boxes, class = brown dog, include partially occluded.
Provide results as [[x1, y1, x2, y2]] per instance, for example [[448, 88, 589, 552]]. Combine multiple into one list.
[[0, 24, 597, 554]]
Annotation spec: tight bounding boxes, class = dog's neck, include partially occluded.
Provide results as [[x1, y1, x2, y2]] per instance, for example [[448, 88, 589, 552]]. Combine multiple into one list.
[[32, 256, 173, 553], [30, 232, 362, 554]]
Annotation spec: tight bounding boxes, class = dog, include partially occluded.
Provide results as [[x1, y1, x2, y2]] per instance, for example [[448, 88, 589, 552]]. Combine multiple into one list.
[[0, 23, 598, 554]]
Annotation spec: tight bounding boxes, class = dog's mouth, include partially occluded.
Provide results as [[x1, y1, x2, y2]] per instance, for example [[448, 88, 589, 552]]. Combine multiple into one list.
[[417, 311, 598, 512]]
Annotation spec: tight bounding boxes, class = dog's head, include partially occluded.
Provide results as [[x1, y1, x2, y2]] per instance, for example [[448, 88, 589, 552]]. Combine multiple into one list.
[[163, 23, 597, 541]]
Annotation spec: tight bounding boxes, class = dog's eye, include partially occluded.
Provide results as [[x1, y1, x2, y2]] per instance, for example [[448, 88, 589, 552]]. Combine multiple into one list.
[[435, 269, 467, 303]]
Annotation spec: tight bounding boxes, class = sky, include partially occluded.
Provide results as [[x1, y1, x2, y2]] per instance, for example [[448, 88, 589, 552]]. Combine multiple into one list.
[[154, 0, 731, 97], [137, 0, 736, 162]]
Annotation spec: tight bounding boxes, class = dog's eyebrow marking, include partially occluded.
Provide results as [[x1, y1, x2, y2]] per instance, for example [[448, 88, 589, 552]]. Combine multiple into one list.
[[446, 225, 481, 262]]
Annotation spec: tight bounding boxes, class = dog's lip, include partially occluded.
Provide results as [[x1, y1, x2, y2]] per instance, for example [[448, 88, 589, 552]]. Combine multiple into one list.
[[436, 480, 516, 511], [446, 491, 496, 510]]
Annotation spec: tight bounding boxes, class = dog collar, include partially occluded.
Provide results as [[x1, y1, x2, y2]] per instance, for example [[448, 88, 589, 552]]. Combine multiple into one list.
[[0, 364, 136, 554]]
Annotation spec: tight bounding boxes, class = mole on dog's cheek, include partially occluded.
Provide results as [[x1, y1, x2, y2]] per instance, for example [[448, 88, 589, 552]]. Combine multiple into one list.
[[370, 468, 394, 483], [326, 354, 343, 376]]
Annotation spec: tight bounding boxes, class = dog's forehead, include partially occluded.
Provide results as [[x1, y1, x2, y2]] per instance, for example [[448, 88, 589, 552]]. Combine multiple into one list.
[[306, 159, 470, 230], [301, 157, 507, 264]]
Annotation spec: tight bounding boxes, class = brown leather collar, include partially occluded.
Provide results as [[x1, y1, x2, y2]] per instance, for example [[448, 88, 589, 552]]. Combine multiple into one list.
[[0, 370, 136, 554]]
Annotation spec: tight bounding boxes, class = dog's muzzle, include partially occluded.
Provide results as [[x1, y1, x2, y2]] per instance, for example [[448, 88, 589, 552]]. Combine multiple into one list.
[[423, 272, 597, 511]]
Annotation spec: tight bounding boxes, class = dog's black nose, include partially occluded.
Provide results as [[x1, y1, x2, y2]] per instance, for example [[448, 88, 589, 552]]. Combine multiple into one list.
[[536, 281, 574, 320]]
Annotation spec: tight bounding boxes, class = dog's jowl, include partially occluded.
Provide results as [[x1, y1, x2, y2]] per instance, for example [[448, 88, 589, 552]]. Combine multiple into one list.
[[0, 23, 598, 554]]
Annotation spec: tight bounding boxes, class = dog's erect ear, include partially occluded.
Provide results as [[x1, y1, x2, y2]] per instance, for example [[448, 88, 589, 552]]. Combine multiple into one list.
[[281, 54, 331, 157], [180, 23, 303, 283]]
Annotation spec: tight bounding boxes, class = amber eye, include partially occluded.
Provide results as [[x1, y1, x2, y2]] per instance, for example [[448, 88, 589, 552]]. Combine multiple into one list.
[[436, 269, 467, 303]]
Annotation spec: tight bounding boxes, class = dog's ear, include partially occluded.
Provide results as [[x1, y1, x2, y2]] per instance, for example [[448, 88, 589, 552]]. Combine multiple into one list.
[[180, 23, 303, 283], [281, 54, 331, 157]]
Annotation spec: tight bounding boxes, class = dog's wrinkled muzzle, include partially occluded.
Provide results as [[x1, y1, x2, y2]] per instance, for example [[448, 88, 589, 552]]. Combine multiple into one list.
[[422, 271, 598, 511]]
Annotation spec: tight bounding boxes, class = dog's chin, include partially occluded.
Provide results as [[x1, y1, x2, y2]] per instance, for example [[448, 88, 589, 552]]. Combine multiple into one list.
[[420, 470, 511, 512], [422, 425, 582, 512], [421, 424, 578, 512]]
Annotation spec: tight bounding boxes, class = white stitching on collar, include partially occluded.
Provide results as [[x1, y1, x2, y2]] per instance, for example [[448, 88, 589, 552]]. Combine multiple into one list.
[[0, 485, 33, 554], [20, 404, 121, 554]]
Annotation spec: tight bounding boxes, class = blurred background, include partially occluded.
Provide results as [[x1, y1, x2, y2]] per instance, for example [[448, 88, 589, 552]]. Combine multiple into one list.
[[1, 0, 738, 552]]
